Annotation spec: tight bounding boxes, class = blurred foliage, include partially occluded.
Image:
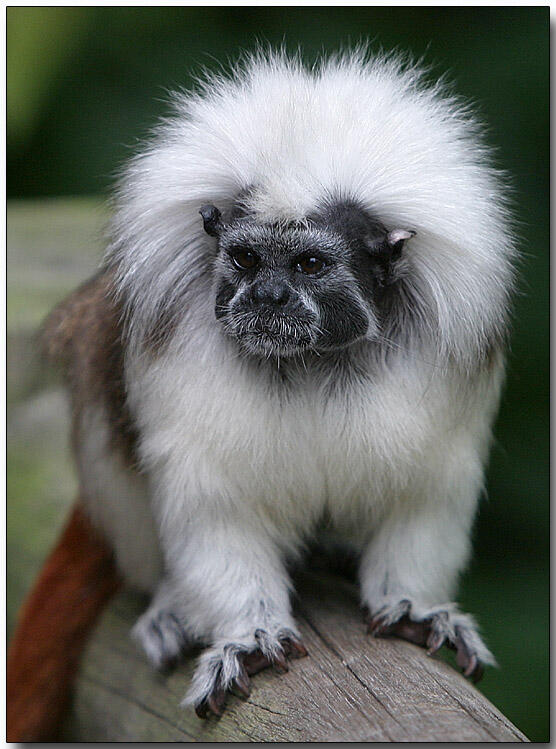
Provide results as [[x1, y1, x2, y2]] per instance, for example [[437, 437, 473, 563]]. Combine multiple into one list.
[[7, 7, 548, 742]]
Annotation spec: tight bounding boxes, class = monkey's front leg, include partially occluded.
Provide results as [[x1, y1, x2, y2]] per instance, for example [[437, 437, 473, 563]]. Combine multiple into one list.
[[137, 511, 307, 717], [359, 501, 496, 682]]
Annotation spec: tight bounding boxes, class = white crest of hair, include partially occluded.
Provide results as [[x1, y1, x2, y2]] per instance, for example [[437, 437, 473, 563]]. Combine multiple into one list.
[[107, 46, 515, 370]]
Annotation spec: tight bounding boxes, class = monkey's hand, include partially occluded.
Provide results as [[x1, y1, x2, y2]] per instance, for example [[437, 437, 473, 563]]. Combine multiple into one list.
[[366, 600, 495, 683], [133, 496, 308, 718], [133, 585, 308, 717], [185, 629, 308, 718], [359, 455, 498, 685]]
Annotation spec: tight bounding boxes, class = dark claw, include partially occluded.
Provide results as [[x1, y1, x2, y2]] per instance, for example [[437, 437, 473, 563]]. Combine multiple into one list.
[[367, 613, 388, 636], [271, 649, 289, 674], [371, 614, 429, 647], [454, 628, 484, 683], [195, 699, 211, 719], [242, 649, 270, 675], [194, 632, 309, 719], [281, 636, 308, 659], [367, 619, 380, 636], [195, 702, 207, 719], [368, 601, 413, 637], [391, 617, 429, 647], [458, 648, 483, 682], [207, 689, 226, 716], [195, 668, 227, 719], [462, 654, 478, 678], [367, 610, 487, 684], [234, 666, 251, 698], [426, 630, 447, 655]]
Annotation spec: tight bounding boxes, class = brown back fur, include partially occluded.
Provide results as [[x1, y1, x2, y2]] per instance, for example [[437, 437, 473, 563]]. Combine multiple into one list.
[[42, 270, 138, 466]]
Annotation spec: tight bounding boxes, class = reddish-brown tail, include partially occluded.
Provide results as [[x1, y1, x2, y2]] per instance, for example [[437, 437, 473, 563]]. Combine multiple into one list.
[[7, 503, 121, 742]]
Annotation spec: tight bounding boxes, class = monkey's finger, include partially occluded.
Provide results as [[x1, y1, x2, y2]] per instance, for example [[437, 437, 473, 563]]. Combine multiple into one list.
[[389, 616, 430, 647], [280, 635, 308, 659], [367, 615, 388, 635], [207, 688, 227, 716], [242, 649, 271, 675], [270, 649, 289, 674], [195, 690, 225, 719], [194, 701, 209, 719], [454, 635, 484, 683], [426, 629, 447, 655], [195, 697, 219, 719], [254, 629, 290, 673], [233, 666, 251, 698], [367, 602, 411, 636], [469, 662, 484, 683]]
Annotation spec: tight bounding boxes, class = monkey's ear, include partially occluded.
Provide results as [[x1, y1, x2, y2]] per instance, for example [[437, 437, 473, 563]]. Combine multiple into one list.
[[372, 228, 415, 261], [386, 229, 416, 260], [387, 229, 415, 248], [199, 205, 222, 237]]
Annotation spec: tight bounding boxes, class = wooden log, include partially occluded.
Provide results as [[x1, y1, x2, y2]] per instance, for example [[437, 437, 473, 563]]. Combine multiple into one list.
[[61, 568, 528, 742]]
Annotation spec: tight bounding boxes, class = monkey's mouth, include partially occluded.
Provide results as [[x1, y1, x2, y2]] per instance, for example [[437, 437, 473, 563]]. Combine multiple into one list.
[[224, 312, 318, 357]]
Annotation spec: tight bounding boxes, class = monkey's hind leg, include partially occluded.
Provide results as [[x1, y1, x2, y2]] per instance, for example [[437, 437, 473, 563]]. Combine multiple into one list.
[[131, 578, 197, 669], [141, 501, 309, 718]]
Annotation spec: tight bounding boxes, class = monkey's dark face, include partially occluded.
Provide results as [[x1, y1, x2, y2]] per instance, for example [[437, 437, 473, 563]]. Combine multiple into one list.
[[202, 201, 414, 359]]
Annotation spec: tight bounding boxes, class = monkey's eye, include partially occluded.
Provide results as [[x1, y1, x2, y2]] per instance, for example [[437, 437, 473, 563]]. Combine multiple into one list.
[[296, 256, 326, 275], [230, 249, 259, 270]]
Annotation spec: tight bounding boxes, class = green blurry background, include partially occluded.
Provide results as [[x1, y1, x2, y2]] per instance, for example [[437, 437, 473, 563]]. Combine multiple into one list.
[[7, 7, 549, 741]]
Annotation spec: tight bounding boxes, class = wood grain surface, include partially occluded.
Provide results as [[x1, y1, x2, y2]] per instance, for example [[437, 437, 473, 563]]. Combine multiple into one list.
[[62, 569, 528, 742]]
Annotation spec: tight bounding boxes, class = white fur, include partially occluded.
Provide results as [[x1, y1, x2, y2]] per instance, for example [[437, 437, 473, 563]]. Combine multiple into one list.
[[75, 406, 162, 593], [78, 49, 515, 707]]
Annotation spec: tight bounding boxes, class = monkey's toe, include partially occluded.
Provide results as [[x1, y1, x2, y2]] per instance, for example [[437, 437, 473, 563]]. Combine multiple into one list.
[[186, 630, 308, 718], [132, 608, 188, 669], [193, 658, 251, 719], [367, 603, 494, 683], [451, 624, 486, 682]]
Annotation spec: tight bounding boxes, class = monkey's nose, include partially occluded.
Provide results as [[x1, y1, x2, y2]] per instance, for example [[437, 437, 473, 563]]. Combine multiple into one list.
[[252, 280, 291, 306]]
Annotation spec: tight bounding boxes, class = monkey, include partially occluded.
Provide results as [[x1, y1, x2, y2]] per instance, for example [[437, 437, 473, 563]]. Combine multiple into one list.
[[8, 47, 516, 733]]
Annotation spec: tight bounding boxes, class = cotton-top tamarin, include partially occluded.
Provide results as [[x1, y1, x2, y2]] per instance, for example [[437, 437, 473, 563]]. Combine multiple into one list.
[[8, 48, 516, 736]]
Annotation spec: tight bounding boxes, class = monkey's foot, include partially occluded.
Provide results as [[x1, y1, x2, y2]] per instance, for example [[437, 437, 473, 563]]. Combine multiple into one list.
[[184, 628, 308, 718], [132, 607, 190, 669], [367, 600, 496, 683]]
